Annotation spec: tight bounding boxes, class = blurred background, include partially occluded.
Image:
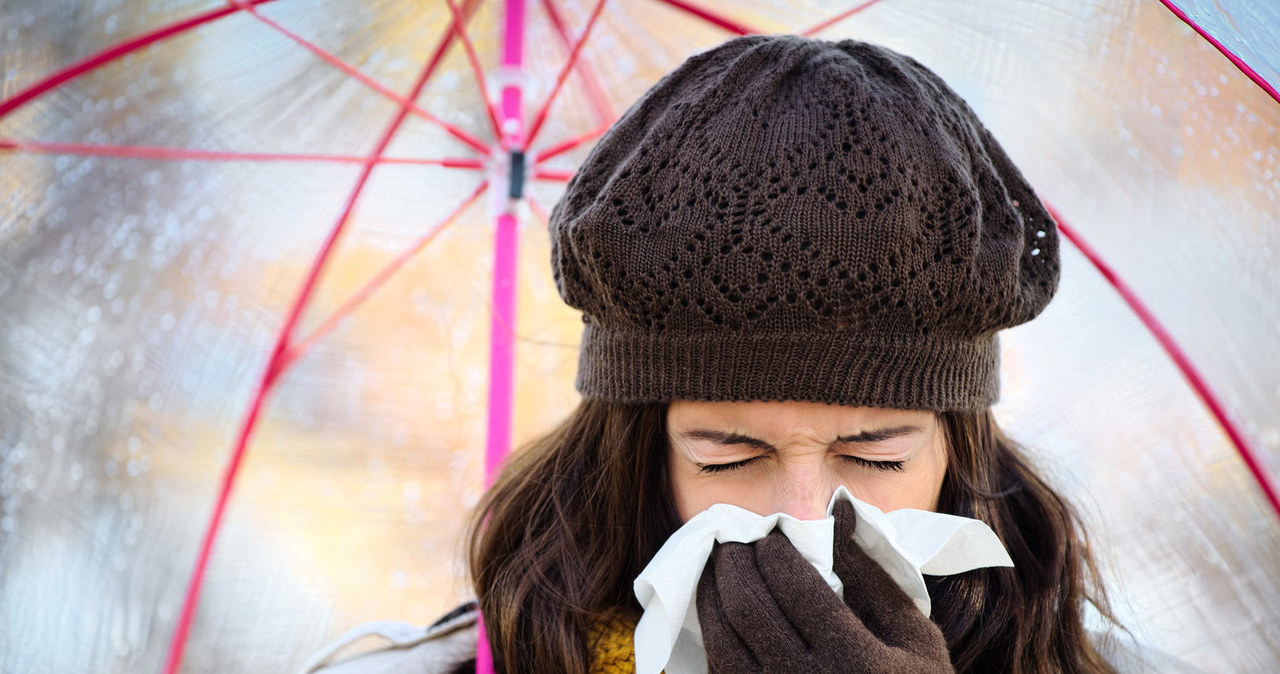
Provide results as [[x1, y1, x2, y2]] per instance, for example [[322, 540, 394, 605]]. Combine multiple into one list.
[[1, 0, 1278, 672]]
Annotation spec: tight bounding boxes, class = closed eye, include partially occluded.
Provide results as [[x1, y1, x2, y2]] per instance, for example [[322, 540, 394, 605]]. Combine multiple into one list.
[[696, 456, 762, 474], [840, 455, 906, 472], [697, 455, 904, 474]]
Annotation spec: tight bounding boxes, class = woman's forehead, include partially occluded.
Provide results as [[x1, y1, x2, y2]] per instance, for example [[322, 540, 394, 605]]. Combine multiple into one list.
[[667, 399, 932, 432]]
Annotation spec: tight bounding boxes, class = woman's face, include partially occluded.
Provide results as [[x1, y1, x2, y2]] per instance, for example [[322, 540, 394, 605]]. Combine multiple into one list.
[[666, 399, 948, 522]]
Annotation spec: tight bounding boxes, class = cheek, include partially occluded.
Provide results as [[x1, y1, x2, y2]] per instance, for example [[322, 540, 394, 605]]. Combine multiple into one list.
[[669, 468, 748, 522], [668, 454, 783, 521], [843, 471, 943, 512], [848, 449, 948, 512]]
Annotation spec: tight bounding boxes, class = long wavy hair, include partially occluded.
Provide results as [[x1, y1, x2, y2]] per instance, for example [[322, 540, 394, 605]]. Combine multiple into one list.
[[466, 398, 1122, 673]]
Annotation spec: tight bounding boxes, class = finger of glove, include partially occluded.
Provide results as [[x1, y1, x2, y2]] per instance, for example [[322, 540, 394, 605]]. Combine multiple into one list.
[[697, 549, 762, 674], [832, 499, 858, 548], [712, 539, 811, 669], [831, 500, 920, 618], [831, 500, 951, 661], [752, 529, 880, 652]]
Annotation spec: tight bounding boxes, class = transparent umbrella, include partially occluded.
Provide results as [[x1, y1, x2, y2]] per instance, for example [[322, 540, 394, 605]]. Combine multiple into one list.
[[0, 1, 1277, 672]]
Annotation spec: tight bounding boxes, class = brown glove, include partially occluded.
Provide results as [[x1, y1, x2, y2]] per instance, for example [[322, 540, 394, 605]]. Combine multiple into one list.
[[695, 503, 954, 673], [829, 498, 953, 670]]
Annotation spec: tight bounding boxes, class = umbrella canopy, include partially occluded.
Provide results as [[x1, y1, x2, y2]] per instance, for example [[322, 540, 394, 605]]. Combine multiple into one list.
[[1, 1, 1277, 672]]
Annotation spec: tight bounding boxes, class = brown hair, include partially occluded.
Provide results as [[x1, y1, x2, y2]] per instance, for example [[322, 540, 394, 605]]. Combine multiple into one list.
[[930, 410, 1122, 673], [467, 399, 1122, 673]]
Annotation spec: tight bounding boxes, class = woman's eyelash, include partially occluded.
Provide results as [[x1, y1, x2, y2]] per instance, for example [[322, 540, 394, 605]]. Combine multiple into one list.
[[697, 457, 760, 474], [846, 456, 907, 472], [697, 455, 906, 474], [841, 455, 906, 472]]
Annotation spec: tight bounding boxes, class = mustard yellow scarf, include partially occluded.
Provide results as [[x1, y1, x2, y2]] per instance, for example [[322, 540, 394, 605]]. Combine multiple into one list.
[[587, 615, 640, 674]]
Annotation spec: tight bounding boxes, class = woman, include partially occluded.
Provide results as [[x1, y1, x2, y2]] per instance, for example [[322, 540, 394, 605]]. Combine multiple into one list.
[[301, 34, 1199, 674]]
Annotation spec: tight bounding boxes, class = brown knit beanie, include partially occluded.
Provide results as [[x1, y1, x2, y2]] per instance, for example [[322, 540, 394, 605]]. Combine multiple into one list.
[[547, 34, 1060, 412]]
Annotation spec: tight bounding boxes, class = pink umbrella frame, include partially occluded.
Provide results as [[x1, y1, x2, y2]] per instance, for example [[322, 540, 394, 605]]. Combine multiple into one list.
[[1, 1, 1277, 672]]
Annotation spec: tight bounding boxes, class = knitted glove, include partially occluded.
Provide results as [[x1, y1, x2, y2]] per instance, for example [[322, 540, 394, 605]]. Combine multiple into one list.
[[695, 507, 953, 673], [829, 498, 953, 672]]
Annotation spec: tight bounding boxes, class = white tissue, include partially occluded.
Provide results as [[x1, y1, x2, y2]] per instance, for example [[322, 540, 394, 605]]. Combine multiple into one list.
[[632, 486, 1014, 674]]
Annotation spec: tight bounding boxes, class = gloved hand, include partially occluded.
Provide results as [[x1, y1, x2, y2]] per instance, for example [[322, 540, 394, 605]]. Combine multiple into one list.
[[695, 500, 954, 674]]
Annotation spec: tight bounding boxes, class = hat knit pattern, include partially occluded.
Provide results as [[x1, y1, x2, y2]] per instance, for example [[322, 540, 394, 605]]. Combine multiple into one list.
[[548, 34, 1061, 412]]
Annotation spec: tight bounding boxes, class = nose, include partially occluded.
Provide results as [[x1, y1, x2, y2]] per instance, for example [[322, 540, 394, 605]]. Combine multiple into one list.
[[777, 494, 829, 520], [772, 470, 831, 520]]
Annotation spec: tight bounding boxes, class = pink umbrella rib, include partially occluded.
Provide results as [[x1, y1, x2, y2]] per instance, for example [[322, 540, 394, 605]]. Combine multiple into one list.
[[443, 0, 507, 143], [532, 167, 575, 181], [1158, 0, 1280, 107], [521, 0, 609, 152], [538, 0, 616, 127], [533, 123, 610, 163], [500, 0, 613, 176], [280, 179, 490, 370], [162, 1, 487, 672], [526, 190, 551, 225], [648, 0, 758, 35], [0, 139, 367, 163], [652, 0, 888, 41], [0, 0, 283, 121], [1049, 205, 1280, 521], [0, 138, 483, 168], [524, 1, 893, 171], [383, 157, 486, 168], [232, 0, 493, 155], [800, 0, 887, 37], [523, 0, 892, 156]]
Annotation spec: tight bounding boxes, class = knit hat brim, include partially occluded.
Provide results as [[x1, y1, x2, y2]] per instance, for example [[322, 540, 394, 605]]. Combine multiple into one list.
[[574, 323, 1000, 412]]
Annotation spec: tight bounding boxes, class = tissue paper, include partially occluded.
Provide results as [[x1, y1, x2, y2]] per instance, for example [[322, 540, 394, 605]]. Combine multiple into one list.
[[632, 486, 1014, 674]]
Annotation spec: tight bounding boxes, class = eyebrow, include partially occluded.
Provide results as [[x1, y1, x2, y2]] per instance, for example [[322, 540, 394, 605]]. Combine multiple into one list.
[[680, 425, 923, 450]]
